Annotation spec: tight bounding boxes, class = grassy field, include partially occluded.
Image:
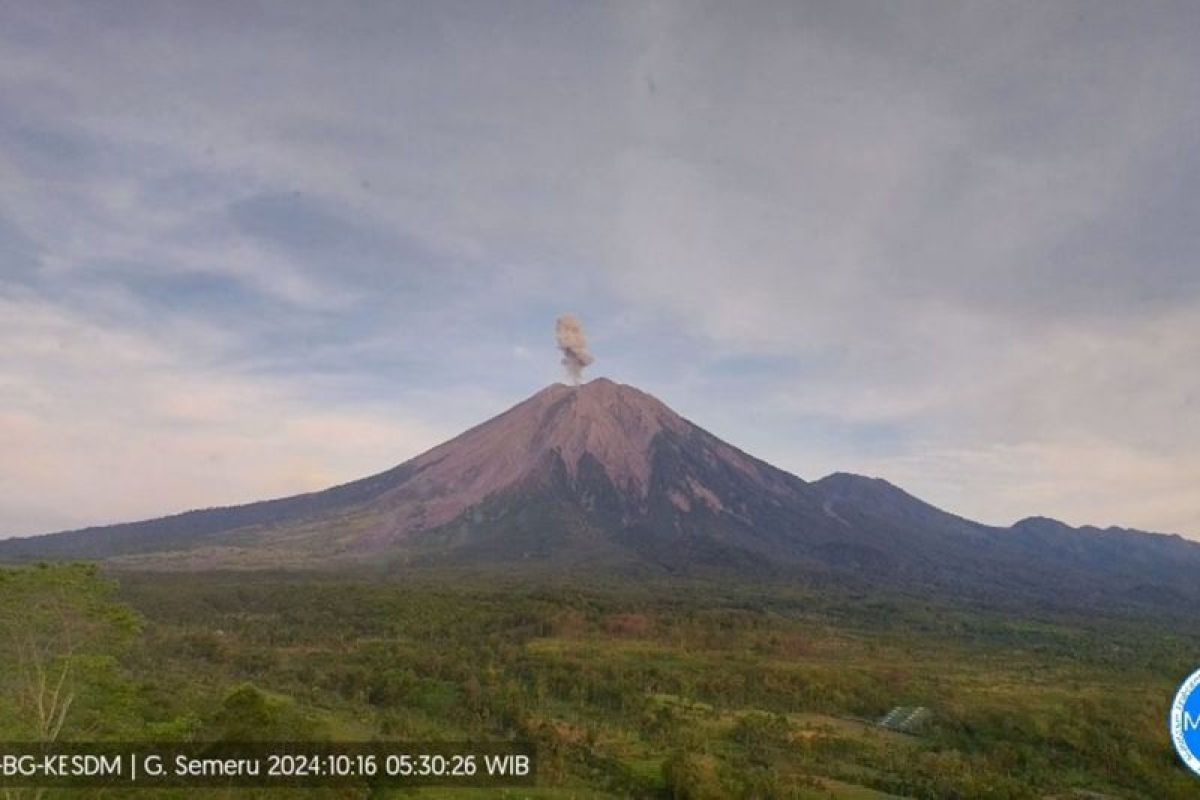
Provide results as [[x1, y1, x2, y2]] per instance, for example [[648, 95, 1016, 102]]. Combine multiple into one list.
[[3, 567, 1198, 798]]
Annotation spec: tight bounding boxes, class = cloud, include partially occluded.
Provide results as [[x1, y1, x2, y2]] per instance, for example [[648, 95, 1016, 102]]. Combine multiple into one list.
[[0, 293, 446, 536], [0, 1, 1197, 538]]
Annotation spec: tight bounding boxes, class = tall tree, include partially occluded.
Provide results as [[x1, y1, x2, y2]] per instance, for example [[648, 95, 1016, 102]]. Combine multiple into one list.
[[0, 563, 141, 741]]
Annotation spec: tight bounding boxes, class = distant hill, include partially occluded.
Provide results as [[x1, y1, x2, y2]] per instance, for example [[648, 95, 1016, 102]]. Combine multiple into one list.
[[3, 378, 1197, 610]]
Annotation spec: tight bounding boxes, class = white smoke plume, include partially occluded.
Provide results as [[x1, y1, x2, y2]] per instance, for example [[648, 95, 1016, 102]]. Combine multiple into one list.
[[555, 314, 594, 385]]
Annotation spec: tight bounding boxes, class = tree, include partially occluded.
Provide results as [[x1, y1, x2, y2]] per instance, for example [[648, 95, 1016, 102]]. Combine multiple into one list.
[[0, 563, 141, 741], [205, 683, 327, 741], [662, 751, 723, 800]]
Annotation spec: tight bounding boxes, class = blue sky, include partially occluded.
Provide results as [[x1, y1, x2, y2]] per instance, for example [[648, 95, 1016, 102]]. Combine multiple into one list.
[[1, 1, 1198, 538]]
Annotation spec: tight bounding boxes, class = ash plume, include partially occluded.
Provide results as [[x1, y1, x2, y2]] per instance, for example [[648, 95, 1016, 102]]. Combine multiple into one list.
[[555, 314, 594, 384]]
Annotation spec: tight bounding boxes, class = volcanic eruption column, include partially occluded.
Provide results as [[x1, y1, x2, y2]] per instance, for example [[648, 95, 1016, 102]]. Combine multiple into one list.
[[555, 314, 594, 385]]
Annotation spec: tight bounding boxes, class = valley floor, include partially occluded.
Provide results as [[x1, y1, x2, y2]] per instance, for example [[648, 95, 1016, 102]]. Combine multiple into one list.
[[4, 569, 1199, 798]]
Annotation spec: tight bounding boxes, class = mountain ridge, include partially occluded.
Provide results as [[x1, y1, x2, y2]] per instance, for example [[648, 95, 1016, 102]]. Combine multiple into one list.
[[2, 378, 1197, 610]]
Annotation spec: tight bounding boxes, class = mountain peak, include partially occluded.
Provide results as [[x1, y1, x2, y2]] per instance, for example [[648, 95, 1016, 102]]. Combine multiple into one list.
[[449, 377, 687, 490], [6, 378, 1198, 613], [1011, 516, 1073, 534]]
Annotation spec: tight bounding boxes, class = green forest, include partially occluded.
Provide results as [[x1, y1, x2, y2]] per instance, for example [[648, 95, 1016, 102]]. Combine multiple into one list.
[[1, 562, 1197, 799]]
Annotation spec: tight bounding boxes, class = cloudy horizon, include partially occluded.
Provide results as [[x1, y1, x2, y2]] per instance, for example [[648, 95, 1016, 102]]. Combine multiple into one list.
[[2, 1, 1198, 540]]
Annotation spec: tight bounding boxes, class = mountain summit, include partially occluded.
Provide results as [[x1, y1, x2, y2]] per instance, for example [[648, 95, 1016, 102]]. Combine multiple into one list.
[[3, 378, 1198, 608], [0, 378, 823, 569]]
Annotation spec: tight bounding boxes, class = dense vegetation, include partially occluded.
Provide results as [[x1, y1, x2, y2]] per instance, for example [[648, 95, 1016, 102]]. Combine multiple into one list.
[[2, 564, 1198, 798]]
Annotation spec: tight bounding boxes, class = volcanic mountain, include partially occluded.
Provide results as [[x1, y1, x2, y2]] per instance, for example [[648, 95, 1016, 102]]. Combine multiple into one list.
[[3, 378, 1198, 607]]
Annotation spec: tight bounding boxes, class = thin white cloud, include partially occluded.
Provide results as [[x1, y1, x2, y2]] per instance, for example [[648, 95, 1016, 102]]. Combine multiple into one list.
[[0, 293, 446, 536], [0, 2, 1197, 538]]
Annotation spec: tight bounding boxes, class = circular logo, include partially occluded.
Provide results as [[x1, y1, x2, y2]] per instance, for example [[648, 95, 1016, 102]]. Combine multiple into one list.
[[1172, 668, 1200, 776]]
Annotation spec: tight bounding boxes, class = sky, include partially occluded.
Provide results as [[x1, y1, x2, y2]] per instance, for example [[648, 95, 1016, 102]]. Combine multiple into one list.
[[1, 1, 1198, 540]]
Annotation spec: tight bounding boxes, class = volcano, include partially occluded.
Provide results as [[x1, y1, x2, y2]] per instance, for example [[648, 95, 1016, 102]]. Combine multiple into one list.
[[3, 378, 1198, 608]]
